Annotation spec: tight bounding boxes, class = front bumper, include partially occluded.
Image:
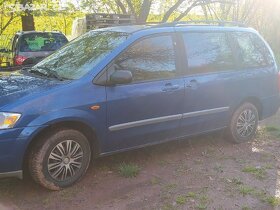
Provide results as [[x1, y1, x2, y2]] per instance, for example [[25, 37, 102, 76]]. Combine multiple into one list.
[[0, 125, 46, 178]]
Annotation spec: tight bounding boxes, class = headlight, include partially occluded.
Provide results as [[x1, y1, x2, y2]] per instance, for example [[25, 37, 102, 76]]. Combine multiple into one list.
[[0, 112, 21, 129]]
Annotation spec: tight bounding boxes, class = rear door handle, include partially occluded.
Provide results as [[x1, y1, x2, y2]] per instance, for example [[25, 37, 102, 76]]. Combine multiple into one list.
[[186, 79, 198, 88], [162, 83, 180, 92]]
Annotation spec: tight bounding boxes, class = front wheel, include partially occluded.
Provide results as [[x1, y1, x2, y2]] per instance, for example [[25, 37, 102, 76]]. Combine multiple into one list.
[[29, 129, 91, 190], [228, 103, 259, 143]]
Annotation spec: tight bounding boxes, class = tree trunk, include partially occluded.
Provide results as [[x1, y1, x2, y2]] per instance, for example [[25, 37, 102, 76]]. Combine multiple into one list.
[[21, 0, 35, 31], [21, 14, 35, 31], [162, 0, 185, 22], [201, 2, 209, 20], [115, 0, 127, 14], [138, 0, 152, 23], [125, 0, 137, 19]]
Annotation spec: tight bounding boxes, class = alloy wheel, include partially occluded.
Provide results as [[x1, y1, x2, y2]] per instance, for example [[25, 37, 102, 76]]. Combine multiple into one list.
[[47, 140, 84, 181], [236, 109, 257, 137]]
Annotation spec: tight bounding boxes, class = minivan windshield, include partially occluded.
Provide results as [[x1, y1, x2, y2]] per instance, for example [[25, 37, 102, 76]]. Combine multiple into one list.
[[30, 30, 129, 80]]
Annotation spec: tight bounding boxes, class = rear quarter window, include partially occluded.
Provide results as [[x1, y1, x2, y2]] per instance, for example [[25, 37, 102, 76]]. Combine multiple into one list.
[[232, 32, 274, 69]]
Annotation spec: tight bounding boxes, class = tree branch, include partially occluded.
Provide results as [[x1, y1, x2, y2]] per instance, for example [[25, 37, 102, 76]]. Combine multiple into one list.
[[125, 0, 137, 18], [174, 0, 201, 21], [115, 0, 127, 14], [161, 0, 185, 22], [174, 0, 231, 21], [1, 14, 18, 34]]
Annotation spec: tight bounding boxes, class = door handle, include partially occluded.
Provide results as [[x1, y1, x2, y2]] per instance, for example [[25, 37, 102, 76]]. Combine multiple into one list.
[[162, 83, 180, 92], [186, 80, 198, 88]]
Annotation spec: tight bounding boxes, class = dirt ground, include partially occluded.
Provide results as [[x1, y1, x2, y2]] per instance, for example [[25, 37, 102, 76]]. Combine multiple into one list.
[[1, 112, 280, 210]]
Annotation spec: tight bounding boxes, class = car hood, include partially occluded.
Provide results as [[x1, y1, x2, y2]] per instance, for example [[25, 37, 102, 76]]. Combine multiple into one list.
[[0, 71, 62, 108]]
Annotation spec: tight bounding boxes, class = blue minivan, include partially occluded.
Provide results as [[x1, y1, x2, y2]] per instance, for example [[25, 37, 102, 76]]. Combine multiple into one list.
[[0, 22, 279, 190]]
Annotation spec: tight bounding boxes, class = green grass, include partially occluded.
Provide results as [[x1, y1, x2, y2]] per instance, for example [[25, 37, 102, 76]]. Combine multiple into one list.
[[176, 195, 187, 205], [263, 126, 280, 139], [175, 192, 197, 205], [231, 178, 243, 185], [239, 185, 255, 196], [150, 177, 161, 185], [118, 163, 140, 178], [226, 178, 280, 207], [174, 191, 207, 208], [186, 192, 197, 198], [161, 203, 177, 210], [196, 192, 209, 210], [264, 126, 280, 132], [164, 183, 177, 191], [265, 196, 280, 206], [242, 166, 267, 179]]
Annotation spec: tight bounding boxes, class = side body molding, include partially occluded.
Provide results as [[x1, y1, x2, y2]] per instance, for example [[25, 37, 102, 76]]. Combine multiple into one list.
[[109, 107, 229, 131]]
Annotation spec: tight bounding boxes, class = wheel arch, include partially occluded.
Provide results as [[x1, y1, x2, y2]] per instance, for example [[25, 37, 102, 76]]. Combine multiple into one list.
[[234, 97, 263, 120], [22, 120, 100, 174]]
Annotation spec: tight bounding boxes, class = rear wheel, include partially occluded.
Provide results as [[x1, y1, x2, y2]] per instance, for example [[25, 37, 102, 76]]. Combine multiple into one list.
[[29, 129, 91, 190], [228, 103, 259, 143]]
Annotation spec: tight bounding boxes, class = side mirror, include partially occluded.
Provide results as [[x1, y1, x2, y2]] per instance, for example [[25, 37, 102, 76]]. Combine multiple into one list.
[[110, 70, 132, 85]]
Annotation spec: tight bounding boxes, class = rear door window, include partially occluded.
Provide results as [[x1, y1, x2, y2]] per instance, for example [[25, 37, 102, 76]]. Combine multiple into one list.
[[182, 32, 235, 75], [19, 33, 68, 52], [232, 32, 272, 68]]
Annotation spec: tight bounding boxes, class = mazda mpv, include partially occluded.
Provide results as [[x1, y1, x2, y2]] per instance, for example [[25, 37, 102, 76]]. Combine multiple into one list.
[[0, 22, 279, 190]]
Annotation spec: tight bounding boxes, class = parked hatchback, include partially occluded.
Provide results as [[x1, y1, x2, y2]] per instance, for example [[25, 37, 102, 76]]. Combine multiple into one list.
[[0, 31, 68, 67], [0, 23, 279, 190]]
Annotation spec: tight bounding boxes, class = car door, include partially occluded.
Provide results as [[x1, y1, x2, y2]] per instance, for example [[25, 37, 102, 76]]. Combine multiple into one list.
[[103, 34, 185, 153], [230, 32, 279, 113], [178, 31, 238, 136]]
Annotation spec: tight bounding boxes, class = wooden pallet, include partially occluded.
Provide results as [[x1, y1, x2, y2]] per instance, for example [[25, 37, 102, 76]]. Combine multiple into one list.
[[86, 13, 136, 31]]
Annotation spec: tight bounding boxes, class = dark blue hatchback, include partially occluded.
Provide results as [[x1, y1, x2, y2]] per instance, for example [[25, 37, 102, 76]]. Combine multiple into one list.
[[0, 23, 279, 190]]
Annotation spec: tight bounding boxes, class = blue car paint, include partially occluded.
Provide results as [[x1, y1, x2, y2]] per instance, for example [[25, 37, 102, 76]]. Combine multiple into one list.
[[105, 78, 185, 153], [0, 25, 279, 177]]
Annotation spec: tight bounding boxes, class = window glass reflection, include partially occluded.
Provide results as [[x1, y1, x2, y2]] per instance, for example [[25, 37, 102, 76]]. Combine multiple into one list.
[[183, 33, 235, 75], [115, 35, 176, 82]]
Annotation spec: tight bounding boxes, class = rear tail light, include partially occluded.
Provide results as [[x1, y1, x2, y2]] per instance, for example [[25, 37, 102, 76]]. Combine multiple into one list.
[[14, 55, 27, 66]]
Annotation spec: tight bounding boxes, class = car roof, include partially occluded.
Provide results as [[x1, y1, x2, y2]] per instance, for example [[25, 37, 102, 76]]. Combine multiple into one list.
[[93, 25, 150, 34], [16, 31, 65, 36], [93, 22, 258, 35]]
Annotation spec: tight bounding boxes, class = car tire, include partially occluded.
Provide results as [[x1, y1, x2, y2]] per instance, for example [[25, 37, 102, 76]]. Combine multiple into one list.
[[29, 129, 91, 190], [227, 103, 259, 143]]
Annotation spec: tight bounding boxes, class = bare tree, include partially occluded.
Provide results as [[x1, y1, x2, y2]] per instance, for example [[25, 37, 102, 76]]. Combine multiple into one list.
[[0, 0, 21, 35]]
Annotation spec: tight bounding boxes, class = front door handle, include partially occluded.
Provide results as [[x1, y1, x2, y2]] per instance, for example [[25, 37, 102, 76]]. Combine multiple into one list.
[[162, 83, 180, 92]]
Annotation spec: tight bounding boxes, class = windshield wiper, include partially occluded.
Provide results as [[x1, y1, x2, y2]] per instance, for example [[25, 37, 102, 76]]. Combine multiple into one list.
[[33, 66, 66, 81], [28, 68, 49, 77]]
